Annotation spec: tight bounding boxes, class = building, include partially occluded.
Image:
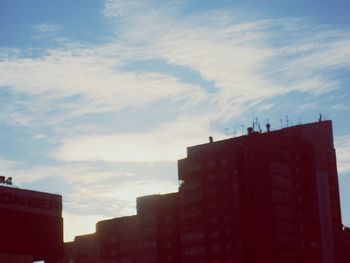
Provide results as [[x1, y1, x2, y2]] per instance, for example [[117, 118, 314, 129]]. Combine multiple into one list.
[[65, 193, 180, 263], [178, 120, 341, 263], [63, 234, 99, 263], [336, 226, 350, 263], [0, 185, 63, 262], [64, 120, 343, 263], [136, 193, 181, 262], [97, 215, 142, 262]]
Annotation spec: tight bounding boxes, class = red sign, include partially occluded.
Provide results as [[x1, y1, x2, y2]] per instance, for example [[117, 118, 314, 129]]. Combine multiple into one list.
[[0, 187, 62, 217]]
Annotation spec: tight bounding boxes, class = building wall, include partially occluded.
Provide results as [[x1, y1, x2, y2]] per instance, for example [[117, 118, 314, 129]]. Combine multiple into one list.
[[64, 120, 342, 263], [63, 234, 99, 263], [0, 186, 63, 262], [137, 193, 181, 263], [97, 215, 142, 263], [283, 121, 342, 263], [178, 127, 324, 263]]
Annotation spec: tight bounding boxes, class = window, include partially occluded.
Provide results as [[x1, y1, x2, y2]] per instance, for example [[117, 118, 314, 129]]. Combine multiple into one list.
[[120, 244, 131, 253], [143, 241, 156, 249], [221, 158, 227, 166], [109, 235, 118, 243], [181, 231, 205, 241], [208, 160, 215, 168], [209, 188, 216, 195], [211, 230, 219, 238], [207, 174, 216, 182], [209, 216, 219, 224], [190, 163, 202, 171], [111, 248, 118, 256], [211, 244, 220, 253], [183, 246, 205, 255]]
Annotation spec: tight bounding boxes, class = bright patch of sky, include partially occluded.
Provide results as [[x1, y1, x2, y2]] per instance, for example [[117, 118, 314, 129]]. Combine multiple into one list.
[[1, 0, 350, 241]]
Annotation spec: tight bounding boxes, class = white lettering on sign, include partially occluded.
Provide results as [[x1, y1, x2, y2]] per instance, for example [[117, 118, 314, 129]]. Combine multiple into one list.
[[0, 187, 62, 217]]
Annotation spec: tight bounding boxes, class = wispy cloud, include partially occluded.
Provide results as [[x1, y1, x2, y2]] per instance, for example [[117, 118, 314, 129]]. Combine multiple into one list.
[[1, 0, 350, 240], [32, 24, 63, 34], [0, 157, 178, 241], [336, 135, 350, 174], [1, 1, 349, 131], [53, 116, 222, 162]]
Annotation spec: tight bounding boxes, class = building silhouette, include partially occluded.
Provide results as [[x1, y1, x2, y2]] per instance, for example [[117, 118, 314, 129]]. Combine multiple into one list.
[[178, 120, 341, 263], [0, 186, 63, 262], [64, 120, 344, 263]]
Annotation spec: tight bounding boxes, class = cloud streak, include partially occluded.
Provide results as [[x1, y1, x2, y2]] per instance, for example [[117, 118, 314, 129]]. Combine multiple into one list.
[[336, 135, 350, 174], [1, 0, 350, 240]]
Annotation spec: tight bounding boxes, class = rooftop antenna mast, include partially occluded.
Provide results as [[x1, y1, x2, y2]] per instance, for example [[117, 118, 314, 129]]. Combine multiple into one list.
[[255, 117, 262, 133], [224, 127, 229, 136], [280, 115, 283, 128], [252, 111, 255, 131]]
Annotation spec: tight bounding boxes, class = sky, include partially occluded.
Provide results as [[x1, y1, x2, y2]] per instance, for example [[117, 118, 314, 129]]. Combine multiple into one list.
[[0, 0, 350, 242]]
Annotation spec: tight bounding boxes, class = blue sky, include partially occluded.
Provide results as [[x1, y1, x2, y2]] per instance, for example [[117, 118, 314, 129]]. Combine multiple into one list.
[[1, 0, 350, 241]]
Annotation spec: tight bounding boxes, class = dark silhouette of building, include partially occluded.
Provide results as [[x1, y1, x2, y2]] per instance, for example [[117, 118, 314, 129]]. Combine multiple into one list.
[[0, 186, 63, 262], [64, 233, 99, 263], [97, 215, 142, 262], [136, 193, 181, 262], [64, 193, 180, 263], [336, 226, 350, 263], [64, 120, 344, 263], [178, 120, 341, 263], [96, 193, 180, 263]]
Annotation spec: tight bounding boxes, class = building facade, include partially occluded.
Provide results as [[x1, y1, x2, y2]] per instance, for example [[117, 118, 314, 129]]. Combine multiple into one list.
[[0, 186, 63, 262], [178, 121, 335, 263], [64, 120, 343, 263]]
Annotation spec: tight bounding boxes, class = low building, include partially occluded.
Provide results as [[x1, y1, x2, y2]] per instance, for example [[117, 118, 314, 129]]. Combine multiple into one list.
[[0, 185, 63, 262], [337, 226, 350, 263], [63, 234, 98, 263]]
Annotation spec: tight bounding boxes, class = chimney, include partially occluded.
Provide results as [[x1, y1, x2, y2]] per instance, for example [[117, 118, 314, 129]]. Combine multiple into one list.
[[247, 127, 253, 135]]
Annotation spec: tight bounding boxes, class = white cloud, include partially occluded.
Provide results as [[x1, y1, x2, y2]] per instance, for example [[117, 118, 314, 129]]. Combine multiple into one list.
[[336, 135, 350, 174], [32, 24, 63, 34], [0, 158, 179, 241], [1, 0, 350, 241], [54, 116, 223, 162], [1, 1, 349, 130]]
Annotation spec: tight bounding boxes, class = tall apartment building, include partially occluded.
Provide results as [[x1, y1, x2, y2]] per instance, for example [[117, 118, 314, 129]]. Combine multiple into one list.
[[64, 120, 343, 263], [178, 120, 341, 263]]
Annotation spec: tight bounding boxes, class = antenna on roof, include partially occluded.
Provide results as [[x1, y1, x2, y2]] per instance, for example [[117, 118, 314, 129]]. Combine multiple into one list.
[[255, 118, 262, 133], [319, 113, 322, 122], [233, 126, 237, 137], [252, 111, 255, 131], [224, 127, 229, 136], [280, 115, 283, 128], [285, 115, 289, 127]]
